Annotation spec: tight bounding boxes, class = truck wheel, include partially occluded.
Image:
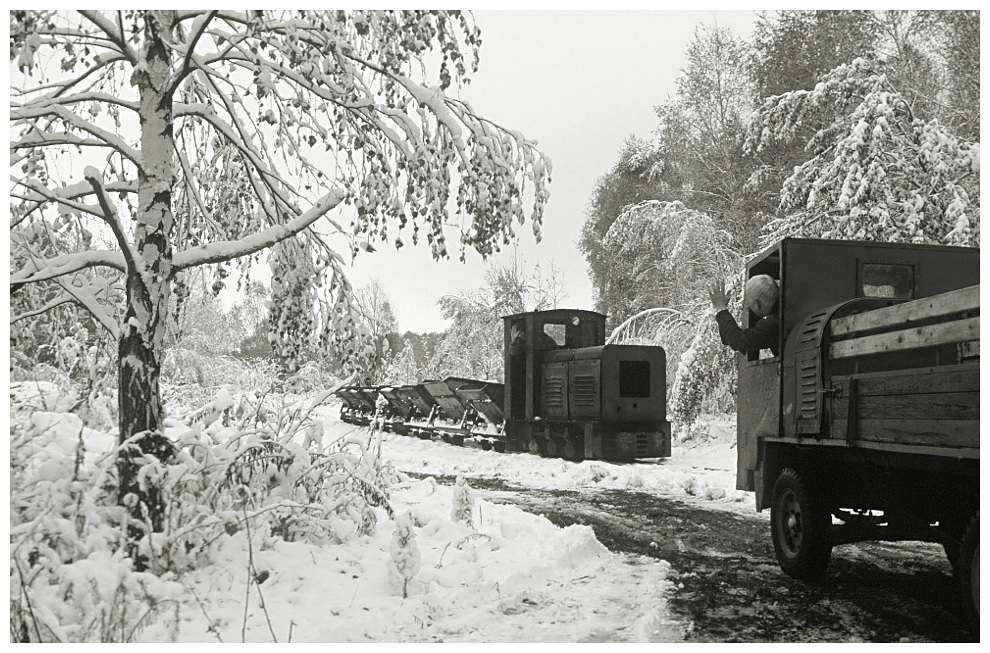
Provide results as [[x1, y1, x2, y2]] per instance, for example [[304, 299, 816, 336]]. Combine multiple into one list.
[[944, 540, 961, 572], [770, 468, 832, 581], [959, 512, 979, 633]]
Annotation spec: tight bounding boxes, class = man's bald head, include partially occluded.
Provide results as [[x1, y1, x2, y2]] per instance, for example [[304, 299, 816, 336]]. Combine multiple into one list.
[[744, 275, 778, 318]]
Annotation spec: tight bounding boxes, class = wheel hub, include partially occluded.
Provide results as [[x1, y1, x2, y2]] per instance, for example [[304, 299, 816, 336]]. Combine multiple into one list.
[[780, 490, 803, 554]]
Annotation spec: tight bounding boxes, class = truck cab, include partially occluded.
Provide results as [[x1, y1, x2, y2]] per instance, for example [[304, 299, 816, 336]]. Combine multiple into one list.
[[735, 238, 980, 630]]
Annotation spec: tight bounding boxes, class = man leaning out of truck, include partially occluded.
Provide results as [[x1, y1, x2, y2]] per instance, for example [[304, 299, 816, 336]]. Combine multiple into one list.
[[708, 275, 780, 357]]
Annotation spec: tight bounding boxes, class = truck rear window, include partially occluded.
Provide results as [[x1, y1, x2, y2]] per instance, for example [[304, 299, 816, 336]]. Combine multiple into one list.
[[861, 263, 914, 299]]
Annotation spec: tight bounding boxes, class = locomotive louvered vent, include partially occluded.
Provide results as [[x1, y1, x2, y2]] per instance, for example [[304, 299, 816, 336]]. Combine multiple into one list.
[[573, 374, 597, 407], [543, 377, 565, 408], [636, 433, 651, 456], [619, 361, 650, 398]]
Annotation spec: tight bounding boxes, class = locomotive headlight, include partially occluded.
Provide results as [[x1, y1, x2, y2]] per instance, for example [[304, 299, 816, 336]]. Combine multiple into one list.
[[571, 316, 580, 326]]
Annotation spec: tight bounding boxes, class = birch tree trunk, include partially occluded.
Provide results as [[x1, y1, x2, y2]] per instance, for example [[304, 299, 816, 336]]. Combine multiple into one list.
[[117, 11, 178, 565]]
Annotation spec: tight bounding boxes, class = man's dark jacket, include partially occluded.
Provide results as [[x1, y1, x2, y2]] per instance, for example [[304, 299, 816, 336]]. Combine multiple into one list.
[[715, 308, 780, 357]]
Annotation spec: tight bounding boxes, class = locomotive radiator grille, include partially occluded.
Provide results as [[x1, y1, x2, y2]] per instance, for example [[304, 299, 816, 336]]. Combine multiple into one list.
[[543, 377, 565, 408], [572, 374, 596, 407]]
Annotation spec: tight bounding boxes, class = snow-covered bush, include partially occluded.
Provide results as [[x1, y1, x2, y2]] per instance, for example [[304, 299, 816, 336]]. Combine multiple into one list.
[[450, 476, 475, 527], [9, 398, 184, 642], [668, 299, 740, 438], [388, 512, 421, 599], [10, 382, 398, 641]]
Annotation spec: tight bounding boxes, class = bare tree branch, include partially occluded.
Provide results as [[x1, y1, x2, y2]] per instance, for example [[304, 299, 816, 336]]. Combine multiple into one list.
[[172, 188, 348, 271], [11, 250, 127, 285], [84, 167, 138, 273], [78, 10, 137, 65]]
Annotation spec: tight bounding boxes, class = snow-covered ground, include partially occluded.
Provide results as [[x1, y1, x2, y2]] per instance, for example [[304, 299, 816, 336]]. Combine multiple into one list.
[[11, 384, 752, 643], [161, 406, 751, 643]]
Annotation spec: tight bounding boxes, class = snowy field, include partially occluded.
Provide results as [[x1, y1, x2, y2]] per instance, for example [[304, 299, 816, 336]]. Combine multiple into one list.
[[12, 383, 752, 643]]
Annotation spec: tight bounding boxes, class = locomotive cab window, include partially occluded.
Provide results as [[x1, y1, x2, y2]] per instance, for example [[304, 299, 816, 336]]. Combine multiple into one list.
[[542, 323, 566, 347], [860, 262, 914, 299]]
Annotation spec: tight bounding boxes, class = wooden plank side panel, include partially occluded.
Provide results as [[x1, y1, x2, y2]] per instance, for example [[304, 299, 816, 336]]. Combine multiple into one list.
[[830, 284, 980, 337], [832, 391, 979, 421], [831, 418, 980, 450], [829, 317, 979, 359], [834, 366, 980, 396]]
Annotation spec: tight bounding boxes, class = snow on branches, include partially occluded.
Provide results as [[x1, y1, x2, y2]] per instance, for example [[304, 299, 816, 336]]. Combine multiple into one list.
[[746, 57, 980, 248], [10, 10, 550, 448], [599, 200, 742, 434], [600, 200, 738, 320]]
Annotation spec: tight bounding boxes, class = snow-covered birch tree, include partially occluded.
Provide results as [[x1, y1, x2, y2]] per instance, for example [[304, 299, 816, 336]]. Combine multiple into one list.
[[9, 10, 550, 551]]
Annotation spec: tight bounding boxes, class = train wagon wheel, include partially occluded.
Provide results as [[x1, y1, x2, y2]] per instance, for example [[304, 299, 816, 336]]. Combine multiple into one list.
[[481, 440, 493, 451], [959, 511, 979, 633], [493, 441, 506, 453], [562, 438, 584, 462], [770, 467, 832, 581], [545, 437, 565, 458], [527, 438, 542, 455]]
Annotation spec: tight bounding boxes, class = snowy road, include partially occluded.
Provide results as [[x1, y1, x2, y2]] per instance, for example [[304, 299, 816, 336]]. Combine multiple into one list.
[[443, 475, 974, 643], [372, 414, 976, 643]]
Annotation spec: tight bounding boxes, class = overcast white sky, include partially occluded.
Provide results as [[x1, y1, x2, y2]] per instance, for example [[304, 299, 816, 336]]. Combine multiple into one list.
[[345, 10, 761, 333]]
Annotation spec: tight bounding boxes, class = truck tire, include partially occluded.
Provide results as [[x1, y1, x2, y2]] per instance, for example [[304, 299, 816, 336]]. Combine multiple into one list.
[[770, 468, 832, 581], [959, 512, 979, 633]]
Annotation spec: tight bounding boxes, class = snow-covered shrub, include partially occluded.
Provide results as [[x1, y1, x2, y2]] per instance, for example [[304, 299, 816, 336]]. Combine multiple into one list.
[[703, 485, 727, 501], [681, 476, 699, 496], [162, 348, 206, 385], [450, 476, 475, 527], [10, 381, 399, 640], [201, 389, 397, 546], [388, 512, 421, 599], [9, 402, 183, 642]]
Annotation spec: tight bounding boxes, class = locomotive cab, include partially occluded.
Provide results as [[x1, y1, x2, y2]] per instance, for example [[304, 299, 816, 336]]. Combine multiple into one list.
[[503, 309, 605, 422]]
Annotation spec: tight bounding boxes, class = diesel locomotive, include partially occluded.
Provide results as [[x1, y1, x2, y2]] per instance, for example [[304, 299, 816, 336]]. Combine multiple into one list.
[[336, 307, 671, 462]]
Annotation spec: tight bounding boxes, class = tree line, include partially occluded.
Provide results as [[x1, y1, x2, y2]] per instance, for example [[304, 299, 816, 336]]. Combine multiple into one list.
[[580, 10, 979, 433]]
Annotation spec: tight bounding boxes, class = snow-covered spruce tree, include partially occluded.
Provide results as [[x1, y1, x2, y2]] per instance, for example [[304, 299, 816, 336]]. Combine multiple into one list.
[[10, 10, 550, 562], [746, 57, 980, 248]]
